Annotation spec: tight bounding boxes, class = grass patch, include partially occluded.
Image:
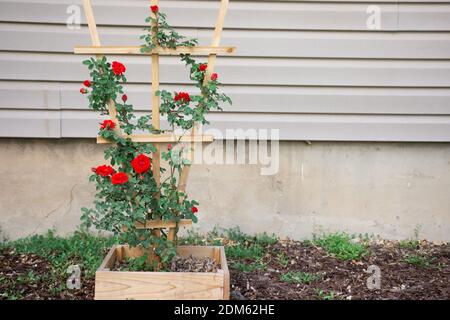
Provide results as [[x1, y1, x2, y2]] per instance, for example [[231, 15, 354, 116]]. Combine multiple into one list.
[[226, 227, 252, 244], [1, 231, 116, 299], [404, 254, 435, 268], [280, 271, 320, 284], [255, 232, 278, 246], [276, 252, 289, 267], [2, 230, 115, 276], [313, 232, 368, 261], [399, 240, 420, 250], [226, 244, 264, 260], [231, 260, 266, 273]]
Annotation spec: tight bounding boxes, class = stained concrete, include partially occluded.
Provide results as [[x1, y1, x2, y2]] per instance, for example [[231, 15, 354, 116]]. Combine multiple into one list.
[[0, 138, 449, 241]]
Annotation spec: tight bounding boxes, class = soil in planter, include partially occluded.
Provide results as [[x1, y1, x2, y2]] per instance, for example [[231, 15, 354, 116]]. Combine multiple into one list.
[[171, 255, 219, 273], [112, 254, 219, 273]]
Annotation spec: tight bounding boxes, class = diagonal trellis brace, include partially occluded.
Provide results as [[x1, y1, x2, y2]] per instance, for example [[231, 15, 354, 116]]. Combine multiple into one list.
[[178, 0, 230, 195]]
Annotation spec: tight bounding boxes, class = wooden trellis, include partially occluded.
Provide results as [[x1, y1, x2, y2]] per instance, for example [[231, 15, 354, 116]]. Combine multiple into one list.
[[75, 0, 234, 240]]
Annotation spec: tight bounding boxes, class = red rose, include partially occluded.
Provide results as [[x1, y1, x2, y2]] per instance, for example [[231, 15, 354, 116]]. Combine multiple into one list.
[[111, 172, 128, 185], [131, 154, 151, 174], [94, 165, 115, 177], [191, 206, 198, 214], [150, 5, 159, 13], [211, 73, 218, 81], [174, 92, 190, 103], [167, 144, 172, 151], [112, 61, 126, 75], [100, 120, 116, 130], [80, 88, 87, 94], [199, 64, 207, 72], [83, 80, 91, 87], [122, 94, 128, 103]]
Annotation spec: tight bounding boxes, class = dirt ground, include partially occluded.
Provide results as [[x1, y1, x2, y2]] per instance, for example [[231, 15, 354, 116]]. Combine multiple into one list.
[[230, 240, 450, 300], [1, 239, 448, 300]]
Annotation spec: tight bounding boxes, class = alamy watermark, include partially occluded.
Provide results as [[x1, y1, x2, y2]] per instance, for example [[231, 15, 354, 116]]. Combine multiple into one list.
[[168, 128, 280, 176], [66, 265, 81, 290], [66, 5, 81, 30], [366, 265, 381, 290], [366, 5, 382, 30]]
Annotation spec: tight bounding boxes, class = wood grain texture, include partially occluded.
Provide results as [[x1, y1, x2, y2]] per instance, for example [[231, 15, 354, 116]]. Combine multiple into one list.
[[95, 245, 229, 300], [134, 219, 193, 229], [96, 133, 214, 144], [74, 45, 236, 55]]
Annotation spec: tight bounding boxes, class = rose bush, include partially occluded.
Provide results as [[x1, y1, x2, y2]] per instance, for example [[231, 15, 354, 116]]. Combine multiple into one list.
[[80, 7, 231, 269]]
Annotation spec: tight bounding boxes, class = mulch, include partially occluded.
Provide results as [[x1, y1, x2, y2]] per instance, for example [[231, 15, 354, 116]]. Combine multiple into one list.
[[0, 249, 93, 300], [1, 240, 449, 300], [230, 240, 450, 300]]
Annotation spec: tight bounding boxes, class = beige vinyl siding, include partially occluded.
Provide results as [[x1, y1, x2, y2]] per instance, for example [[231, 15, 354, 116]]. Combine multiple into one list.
[[0, 0, 450, 141]]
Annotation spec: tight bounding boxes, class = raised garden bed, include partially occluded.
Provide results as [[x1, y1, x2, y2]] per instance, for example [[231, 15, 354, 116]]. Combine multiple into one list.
[[95, 245, 229, 300]]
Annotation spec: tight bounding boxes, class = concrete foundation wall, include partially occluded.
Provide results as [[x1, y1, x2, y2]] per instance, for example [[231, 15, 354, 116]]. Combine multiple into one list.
[[0, 138, 449, 241]]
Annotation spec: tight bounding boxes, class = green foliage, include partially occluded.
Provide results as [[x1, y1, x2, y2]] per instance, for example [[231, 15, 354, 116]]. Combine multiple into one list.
[[4, 230, 115, 277], [82, 57, 125, 114], [280, 271, 321, 284], [276, 252, 289, 267], [313, 233, 368, 261], [179, 228, 223, 246], [399, 225, 422, 250], [404, 254, 435, 268], [159, 54, 232, 130], [226, 227, 252, 244], [226, 244, 264, 260], [119, 255, 157, 272], [1, 231, 116, 299], [255, 232, 278, 246], [141, 11, 197, 51], [316, 289, 336, 300], [399, 240, 420, 250], [231, 260, 266, 273]]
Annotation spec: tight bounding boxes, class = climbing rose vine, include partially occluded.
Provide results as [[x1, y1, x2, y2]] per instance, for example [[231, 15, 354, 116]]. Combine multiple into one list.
[[80, 6, 231, 269]]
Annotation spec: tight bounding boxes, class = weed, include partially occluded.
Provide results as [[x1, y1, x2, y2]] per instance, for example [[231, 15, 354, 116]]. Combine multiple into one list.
[[255, 233, 278, 246], [3, 230, 116, 276], [313, 233, 368, 261], [226, 227, 251, 244], [399, 225, 422, 250], [226, 244, 264, 260], [302, 240, 313, 247], [404, 254, 435, 268], [276, 252, 289, 267], [120, 255, 156, 272], [280, 271, 320, 284], [399, 240, 420, 250], [179, 230, 207, 246], [316, 289, 336, 300], [231, 260, 266, 272]]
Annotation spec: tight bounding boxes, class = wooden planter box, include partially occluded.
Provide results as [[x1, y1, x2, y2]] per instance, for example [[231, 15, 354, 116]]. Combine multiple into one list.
[[94, 245, 230, 300]]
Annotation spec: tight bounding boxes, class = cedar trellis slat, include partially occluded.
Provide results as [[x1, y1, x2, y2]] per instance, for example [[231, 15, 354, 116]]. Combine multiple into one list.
[[75, 0, 235, 240]]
